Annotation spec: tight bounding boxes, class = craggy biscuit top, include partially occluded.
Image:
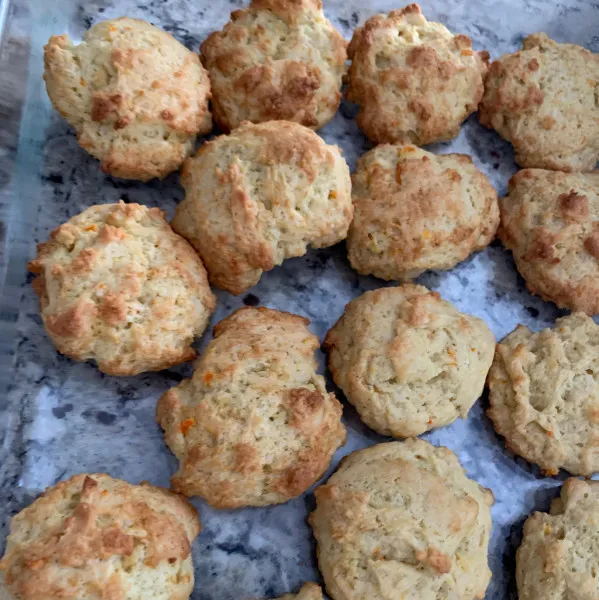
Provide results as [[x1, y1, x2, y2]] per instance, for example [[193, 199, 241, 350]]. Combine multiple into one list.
[[0, 474, 200, 600], [347, 145, 499, 281], [309, 439, 494, 600], [499, 169, 599, 314], [346, 4, 488, 145], [200, 0, 347, 131], [324, 285, 495, 438], [270, 583, 323, 600], [28, 202, 215, 376], [488, 313, 599, 476], [480, 33, 599, 172], [172, 120, 353, 295], [517, 478, 599, 600], [156, 307, 346, 508], [44, 17, 212, 181]]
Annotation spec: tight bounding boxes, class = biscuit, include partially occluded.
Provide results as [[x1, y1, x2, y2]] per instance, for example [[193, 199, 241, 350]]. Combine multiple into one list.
[[309, 439, 494, 600], [347, 145, 499, 280], [268, 583, 323, 600], [200, 0, 346, 131], [499, 169, 599, 315], [516, 478, 599, 599], [346, 4, 489, 145], [488, 313, 599, 477], [480, 33, 599, 172], [156, 307, 346, 508], [44, 18, 212, 181], [172, 120, 353, 295], [324, 285, 495, 438], [0, 474, 200, 600], [28, 201, 215, 376]]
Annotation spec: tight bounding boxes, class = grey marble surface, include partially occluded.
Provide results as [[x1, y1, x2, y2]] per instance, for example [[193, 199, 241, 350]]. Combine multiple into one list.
[[1, 0, 598, 598]]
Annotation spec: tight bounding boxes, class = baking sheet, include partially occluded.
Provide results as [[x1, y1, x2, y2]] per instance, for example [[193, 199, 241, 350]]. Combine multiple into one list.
[[1, 0, 598, 598]]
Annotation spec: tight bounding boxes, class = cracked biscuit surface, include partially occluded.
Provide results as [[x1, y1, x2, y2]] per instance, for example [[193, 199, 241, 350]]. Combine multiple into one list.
[[346, 4, 489, 145], [499, 169, 599, 314], [516, 478, 599, 600], [309, 439, 494, 600], [488, 313, 599, 476], [44, 17, 212, 181], [156, 307, 346, 508], [324, 285, 495, 438], [200, 0, 347, 131], [28, 202, 215, 376], [172, 120, 352, 295], [347, 145, 499, 281], [480, 33, 599, 172], [0, 473, 200, 600]]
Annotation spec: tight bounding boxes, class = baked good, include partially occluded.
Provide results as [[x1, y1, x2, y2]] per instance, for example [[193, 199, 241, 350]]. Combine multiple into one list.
[[480, 33, 599, 172], [172, 120, 352, 295], [347, 144, 499, 280], [516, 478, 599, 599], [324, 285, 495, 438], [268, 583, 323, 600], [309, 439, 494, 600], [498, 168, 599, 315], [346, 4, 488, 145], [488, 312, 599, 476], [0, 473, 200, 600], [156, 306, 346, 508], [200, 0, 346, 131], [28, 201, 215, 376], [44, 17, 212, 181]]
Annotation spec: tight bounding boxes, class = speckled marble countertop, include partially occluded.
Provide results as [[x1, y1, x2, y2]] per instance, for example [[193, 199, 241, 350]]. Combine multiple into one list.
[[1, 0, 598, 598]]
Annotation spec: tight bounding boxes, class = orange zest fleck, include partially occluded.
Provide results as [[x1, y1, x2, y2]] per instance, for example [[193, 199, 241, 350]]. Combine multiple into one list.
[[547, 430, 554, 437], [422, 229, 431, 240], [203, 372, 214, 385], [180, 418, 196, 436], [84, 225, 97, 232], [328, 190, 337, 199], [461, 49, 474, 56], [80, 78, 87, 87]]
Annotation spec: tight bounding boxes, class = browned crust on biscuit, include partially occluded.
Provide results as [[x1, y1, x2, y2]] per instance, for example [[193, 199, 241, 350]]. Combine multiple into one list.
[[200, 0, 346, 131], [156, 306, 346, 508], [0, 474, 200, 600]]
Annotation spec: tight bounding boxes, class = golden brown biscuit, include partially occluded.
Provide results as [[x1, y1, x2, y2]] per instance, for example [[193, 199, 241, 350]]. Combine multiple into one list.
[[480, 33, 599, 172], [28, 202, 215, 376], [172, 120, 352, 295], [156, 307, 346, 508], [346, 4, 488, 145], [347, 145, 499, 280], [44, 18, 212, 181], [268, 583, 323, 600], [488, 313, 599, 477], [517, 478, 599, 600], [324, 285, 495, 438], [200, 0, 347, 131], [0, 474, 200, 600], [309, 439, 494, 600], [499, 169, 599, 315]]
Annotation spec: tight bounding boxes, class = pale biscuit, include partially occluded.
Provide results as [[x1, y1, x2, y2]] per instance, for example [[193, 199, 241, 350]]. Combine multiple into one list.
[[200, 0, 347, 131], [268, 583, 323, 600], [517, 478, 599, 599], [346, 4, 489, 145], [499, 168, 599, 315], [156, 307, 346, 508], [309, 439, 494, 600], [324, 285, 495, 438], [480, 33, 599, 172], [28, 202, 215, 376], [172, 120, 353, 295], [0, 474, 200, 600], [488, 313, 599, 477], [347, 145, 499, 281], [44, 17, 212, 181]]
